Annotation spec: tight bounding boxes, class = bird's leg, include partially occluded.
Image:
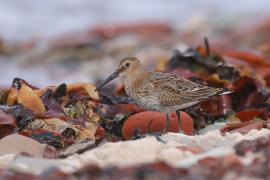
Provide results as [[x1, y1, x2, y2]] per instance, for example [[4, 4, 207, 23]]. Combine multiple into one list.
[[147, 119, 154, 134], [163, 113, 170, 134], [131, 128, 144, 140], [147, 119, 162, 136], [176, 110, 183, 133], [144, 119, 164, 142]]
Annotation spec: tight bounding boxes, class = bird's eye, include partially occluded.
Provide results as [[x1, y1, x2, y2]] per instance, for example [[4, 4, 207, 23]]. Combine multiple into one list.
[[125, 63, 130, 67]]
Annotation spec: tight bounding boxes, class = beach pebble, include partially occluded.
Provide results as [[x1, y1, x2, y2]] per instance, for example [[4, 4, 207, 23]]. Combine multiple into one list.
[[0, 134, 54, 158]]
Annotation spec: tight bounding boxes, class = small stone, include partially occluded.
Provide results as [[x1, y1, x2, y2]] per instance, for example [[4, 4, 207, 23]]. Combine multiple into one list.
[[0, 134, 48, 157]]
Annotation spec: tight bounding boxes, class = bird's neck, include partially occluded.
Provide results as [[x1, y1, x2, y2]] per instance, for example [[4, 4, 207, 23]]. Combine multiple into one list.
[[126, 68, 145, 82], [124, 68, 146, 93]]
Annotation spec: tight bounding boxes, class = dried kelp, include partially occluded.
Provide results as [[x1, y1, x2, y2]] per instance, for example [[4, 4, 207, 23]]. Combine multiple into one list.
[[0, 79, 103, 150]]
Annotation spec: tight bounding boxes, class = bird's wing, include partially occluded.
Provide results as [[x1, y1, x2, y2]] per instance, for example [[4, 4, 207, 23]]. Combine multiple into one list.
[[145, 72, 222, 107]]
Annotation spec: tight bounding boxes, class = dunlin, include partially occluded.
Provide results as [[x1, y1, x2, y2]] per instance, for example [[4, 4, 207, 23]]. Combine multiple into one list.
[[96, 57, 230, 133]]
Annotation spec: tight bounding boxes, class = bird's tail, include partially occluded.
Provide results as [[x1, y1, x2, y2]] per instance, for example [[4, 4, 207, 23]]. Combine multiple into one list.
[[217, 88, 233, 95]]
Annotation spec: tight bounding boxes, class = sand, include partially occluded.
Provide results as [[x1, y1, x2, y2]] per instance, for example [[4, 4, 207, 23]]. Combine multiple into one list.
[[2, 129, 269, 175]]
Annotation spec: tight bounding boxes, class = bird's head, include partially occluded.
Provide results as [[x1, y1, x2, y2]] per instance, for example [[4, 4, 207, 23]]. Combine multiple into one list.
[[95, 57, 142, 91]]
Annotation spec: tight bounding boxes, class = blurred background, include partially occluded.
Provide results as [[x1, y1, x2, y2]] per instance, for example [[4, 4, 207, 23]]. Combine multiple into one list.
[[0, 0, 270, 88]]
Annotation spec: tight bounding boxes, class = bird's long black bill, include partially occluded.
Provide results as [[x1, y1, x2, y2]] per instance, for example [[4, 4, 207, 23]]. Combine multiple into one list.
[[95, 71, 119, 91]]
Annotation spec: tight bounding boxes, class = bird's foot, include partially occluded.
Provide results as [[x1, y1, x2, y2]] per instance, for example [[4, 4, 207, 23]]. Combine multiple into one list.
[[176, 110, 184, 134], [146, 132, 165, 143], [162, 113, 170, 135], [131, 128, 145, 140], [178, 129, 183, 134], [146, 119, 165, 142]]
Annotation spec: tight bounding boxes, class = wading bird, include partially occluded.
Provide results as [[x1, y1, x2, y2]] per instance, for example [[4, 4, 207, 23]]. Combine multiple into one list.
[[96, 57, 230, 133]]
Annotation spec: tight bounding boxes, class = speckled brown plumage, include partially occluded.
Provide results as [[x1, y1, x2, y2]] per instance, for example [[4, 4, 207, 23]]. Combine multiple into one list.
[[125, 71, 224, 113]]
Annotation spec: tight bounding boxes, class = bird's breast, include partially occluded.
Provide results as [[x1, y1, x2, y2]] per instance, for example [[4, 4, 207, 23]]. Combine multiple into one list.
[[124, 77, 139, 97], [125, 83, 161, 111], [124, 83, 137, 100]]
